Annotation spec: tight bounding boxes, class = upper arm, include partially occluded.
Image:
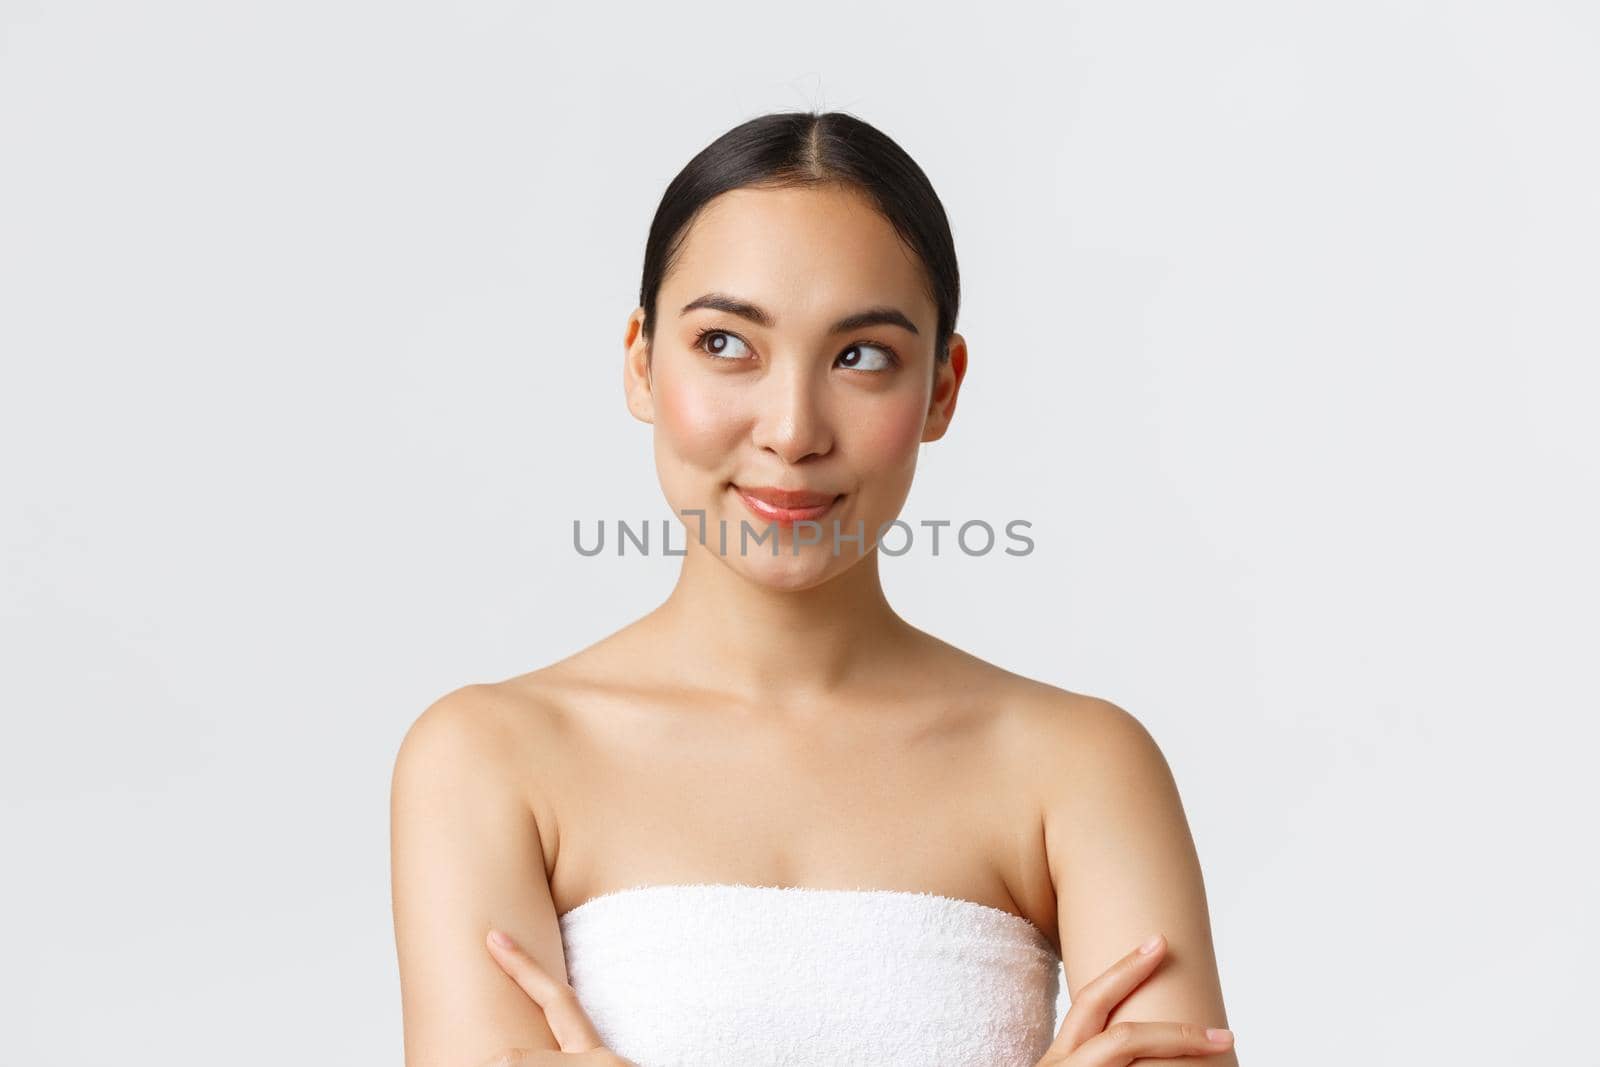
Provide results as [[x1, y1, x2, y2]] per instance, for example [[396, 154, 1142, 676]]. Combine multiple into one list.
[[1042, 697, 1237, 1066], [390, 685, 565, 1067]]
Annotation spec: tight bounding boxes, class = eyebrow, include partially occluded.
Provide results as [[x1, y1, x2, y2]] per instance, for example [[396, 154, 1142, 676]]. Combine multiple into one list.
[[679, 292, 921, 336]]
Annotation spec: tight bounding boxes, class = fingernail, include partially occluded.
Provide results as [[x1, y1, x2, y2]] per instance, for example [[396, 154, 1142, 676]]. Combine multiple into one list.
[[1138, 934, 1163, 954], [1205, 1028, 1233, 1043], [489, 928, 514, 948]]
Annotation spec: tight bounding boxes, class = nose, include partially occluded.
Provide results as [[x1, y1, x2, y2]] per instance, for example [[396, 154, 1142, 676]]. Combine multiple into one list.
[[750, 361, 833, 465]]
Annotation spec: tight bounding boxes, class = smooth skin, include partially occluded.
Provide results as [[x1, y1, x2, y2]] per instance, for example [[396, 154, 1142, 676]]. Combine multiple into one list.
[[390, 182, 1236, 1066]]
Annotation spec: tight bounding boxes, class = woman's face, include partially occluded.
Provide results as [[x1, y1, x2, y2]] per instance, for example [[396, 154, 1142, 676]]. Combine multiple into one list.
[[623, 182, 966, 591]]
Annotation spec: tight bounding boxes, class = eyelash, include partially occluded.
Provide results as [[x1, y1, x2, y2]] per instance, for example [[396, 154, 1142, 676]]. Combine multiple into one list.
[[690, 327, 901, 371]]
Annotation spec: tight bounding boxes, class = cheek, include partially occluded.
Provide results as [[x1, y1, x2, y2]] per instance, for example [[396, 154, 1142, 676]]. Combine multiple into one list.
[[654, 379, 741, 468], [857, 393, 928, 474]]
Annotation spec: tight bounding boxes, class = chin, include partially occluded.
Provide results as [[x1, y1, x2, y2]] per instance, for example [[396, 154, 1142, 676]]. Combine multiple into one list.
[[727, 548, 850, 592]]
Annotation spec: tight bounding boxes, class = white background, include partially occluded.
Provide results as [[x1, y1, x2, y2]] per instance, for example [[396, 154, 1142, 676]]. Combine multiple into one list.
[[3, 2, 1596, 1063]]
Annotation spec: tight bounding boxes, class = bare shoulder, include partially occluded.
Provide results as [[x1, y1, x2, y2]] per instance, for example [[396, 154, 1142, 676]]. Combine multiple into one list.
[[903, 633, 1174, 817], [392, 670, 585, 816], [390, 676, 583, 1063], [987, 674, 1231, 1049], [981, 673, 1169, 789], [395, 678, 555, 763], [907, 631, 1145, 763]]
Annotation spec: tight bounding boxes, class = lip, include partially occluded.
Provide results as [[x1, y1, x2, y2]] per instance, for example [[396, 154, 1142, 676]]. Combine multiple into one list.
[[733, 484, 843, 524]]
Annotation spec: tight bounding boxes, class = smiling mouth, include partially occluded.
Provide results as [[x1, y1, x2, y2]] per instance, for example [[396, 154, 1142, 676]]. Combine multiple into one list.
[[731, 485, 843, 524]]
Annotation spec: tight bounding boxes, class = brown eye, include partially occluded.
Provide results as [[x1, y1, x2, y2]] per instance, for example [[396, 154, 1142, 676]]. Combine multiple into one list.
[[838, 343, 896, 371], [694, 329, 752, 360]]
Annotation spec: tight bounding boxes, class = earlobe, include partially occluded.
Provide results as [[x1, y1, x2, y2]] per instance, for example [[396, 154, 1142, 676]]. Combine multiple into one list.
[[624, 351, 656, 424], [921, 385, 951, 442]]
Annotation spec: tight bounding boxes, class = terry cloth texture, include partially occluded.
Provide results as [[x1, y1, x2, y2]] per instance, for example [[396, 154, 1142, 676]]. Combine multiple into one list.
[[557, 882, 1063, 1067]]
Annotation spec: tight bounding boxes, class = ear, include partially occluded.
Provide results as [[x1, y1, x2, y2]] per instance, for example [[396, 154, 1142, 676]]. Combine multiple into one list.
[[921, 332, 968, 442], [622, 307, 655, 424]]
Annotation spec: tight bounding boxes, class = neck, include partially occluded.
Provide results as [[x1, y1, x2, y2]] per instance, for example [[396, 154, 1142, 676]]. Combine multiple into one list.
[[640, 537, 915, 706]]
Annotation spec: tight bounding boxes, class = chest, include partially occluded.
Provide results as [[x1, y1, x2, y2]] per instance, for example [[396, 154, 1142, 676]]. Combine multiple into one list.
[[541, 698, 1048, 929]]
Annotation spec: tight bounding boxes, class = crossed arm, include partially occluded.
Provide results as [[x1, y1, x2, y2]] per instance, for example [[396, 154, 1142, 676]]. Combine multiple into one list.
[[1035, 694, 1239, 1067], [391, 686, 567, 1067], [391, 687, 1237, 1067]]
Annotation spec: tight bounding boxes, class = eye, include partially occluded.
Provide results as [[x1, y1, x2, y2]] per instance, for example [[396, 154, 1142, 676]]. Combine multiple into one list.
[[837, 342, 897, 372], [691, 328, 753, 361]]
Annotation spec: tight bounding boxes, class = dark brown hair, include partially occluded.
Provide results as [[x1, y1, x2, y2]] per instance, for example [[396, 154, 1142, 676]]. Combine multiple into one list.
[[638, 110, 960, 366]]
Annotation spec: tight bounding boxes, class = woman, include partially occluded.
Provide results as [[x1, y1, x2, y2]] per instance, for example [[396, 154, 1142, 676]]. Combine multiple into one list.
[[391, 110, 1237, 1067]]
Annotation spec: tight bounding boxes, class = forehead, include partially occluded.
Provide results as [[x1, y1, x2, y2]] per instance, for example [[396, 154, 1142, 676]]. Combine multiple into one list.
[[664, 184, 934, 327]]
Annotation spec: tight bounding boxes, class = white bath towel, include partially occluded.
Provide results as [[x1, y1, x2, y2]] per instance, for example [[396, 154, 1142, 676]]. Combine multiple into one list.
[[557, 882, 1062, 1067]]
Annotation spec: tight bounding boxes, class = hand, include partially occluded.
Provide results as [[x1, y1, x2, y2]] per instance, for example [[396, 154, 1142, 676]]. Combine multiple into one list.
[[477, 928, 638, 1067], [1035, 934, 1235, 1066]]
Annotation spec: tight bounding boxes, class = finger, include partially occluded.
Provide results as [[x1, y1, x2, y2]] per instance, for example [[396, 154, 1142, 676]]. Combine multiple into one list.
[[1040, 933, 1170, 1058], [486, 928, 607, 1053], [1072, 1019, 1234, 1066]]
